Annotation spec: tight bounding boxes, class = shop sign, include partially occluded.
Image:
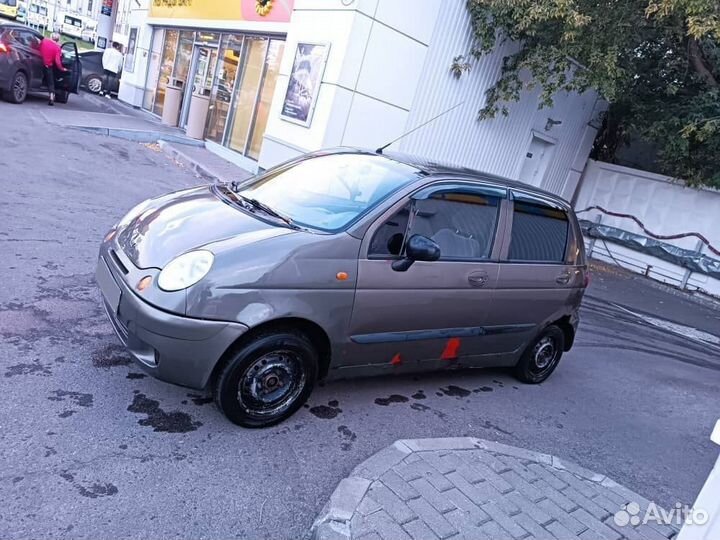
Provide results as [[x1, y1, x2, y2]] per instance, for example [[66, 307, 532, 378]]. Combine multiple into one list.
[[280, 42, 330, 128], [149, 0, 294, 23]]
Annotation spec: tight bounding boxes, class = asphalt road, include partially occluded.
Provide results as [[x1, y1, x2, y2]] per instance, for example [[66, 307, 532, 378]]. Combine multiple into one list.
[[1, 95, 719, 540]]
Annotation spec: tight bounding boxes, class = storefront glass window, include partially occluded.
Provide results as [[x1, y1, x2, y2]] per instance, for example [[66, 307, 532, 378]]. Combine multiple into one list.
[[247, 39, 285, 160], [205, 34, 244, 144], [227, 36, 269, 154], [152, 29, 178, 116]]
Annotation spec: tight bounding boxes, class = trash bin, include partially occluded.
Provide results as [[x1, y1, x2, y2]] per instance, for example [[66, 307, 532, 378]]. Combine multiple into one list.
[[162, 81, 183, 127], [185, 91, 211, 140]]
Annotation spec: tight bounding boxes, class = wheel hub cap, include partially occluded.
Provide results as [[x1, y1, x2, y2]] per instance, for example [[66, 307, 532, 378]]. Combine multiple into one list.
[[533, 338, 556, 369], [238, 351, 305, 417], [14, 76, 26, 99]]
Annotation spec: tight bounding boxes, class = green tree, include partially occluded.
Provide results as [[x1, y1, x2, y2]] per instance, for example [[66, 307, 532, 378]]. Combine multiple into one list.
[[461, 0, 720, 188]]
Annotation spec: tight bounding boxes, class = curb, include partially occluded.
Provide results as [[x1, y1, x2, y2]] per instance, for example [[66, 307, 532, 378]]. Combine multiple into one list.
[[310, 437, 658, 540], [68, 125, 205, 147], [157, 140, 221, 182]]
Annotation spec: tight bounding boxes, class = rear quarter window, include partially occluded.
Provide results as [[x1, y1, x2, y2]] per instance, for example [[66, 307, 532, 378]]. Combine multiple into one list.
[[508, 200, 569, 262]]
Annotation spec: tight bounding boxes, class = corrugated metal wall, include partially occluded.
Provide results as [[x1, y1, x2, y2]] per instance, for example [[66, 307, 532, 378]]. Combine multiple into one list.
[[398, 0, 601, 198]]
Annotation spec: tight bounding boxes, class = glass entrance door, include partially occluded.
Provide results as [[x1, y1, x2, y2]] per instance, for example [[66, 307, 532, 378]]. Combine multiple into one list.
[[179, 45, 218, 128]]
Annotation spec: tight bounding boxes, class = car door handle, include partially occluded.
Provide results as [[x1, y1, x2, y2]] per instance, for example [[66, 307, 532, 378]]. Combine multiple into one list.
[[468, 271, 488, 288], [556, 271, 571, 285]]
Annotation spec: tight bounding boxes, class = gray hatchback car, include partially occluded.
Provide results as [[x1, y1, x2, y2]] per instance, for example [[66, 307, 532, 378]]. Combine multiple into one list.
[[97, 148, 588, 427]]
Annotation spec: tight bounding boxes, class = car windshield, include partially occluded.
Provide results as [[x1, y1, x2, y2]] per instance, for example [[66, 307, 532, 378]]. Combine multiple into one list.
[[237, 153, 423, 231]]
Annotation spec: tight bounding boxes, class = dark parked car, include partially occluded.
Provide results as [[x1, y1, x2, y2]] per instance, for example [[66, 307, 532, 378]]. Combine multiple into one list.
[[0, 22, 80, 103], [97, 148, 589, 428], [79, 50, 120, 95]]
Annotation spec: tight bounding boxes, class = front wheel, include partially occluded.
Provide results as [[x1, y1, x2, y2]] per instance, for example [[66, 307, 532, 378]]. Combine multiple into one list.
[[214, 330, 318, 428], [513, 325, 565, 384]]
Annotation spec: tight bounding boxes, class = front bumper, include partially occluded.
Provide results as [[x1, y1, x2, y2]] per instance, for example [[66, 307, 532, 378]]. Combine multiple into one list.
[[95, 251, 248, 389]]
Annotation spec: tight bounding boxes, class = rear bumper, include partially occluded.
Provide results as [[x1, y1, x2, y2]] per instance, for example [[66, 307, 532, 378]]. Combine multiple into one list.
[[95, 255, 248, 389]]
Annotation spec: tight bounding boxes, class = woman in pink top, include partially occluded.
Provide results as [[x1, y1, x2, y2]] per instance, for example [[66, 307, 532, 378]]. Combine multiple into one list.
[[38, 32, 67, 106]]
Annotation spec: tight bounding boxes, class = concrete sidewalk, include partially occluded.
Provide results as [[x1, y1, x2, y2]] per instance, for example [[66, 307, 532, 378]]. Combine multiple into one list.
[[312, 438, 679, 540], [158, 140, 253, 184], [37, 91, 256, 183]]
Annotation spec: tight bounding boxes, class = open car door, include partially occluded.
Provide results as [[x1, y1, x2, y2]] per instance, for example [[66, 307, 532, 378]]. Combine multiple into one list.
[[55, 42, 81, 101]]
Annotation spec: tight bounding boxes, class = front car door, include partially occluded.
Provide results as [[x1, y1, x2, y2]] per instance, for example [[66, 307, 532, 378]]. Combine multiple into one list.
[[485, 190, 586, 362], [342, 181, 508, 376], [58, 42, 80, 93]]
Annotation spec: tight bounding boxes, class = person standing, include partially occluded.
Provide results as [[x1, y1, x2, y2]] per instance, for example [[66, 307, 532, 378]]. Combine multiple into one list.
[[38, 32, 67, 106], [100, 42, 124, 98]]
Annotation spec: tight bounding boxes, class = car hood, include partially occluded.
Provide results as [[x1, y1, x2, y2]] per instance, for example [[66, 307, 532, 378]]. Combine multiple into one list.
[[117, 186, 294, 269]]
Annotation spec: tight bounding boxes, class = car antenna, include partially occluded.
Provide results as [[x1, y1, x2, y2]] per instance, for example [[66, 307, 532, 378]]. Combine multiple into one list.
[[375, 101, 465, 154]]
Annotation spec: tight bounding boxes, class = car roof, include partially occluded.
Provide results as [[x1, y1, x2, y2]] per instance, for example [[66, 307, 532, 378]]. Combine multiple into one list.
[[315, 147, 571, 207], [0, 22, 37, 30]]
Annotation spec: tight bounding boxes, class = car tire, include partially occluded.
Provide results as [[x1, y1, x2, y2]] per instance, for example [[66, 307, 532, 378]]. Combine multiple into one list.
[[6, 71, 28, 104], [55, 90, 69, 104], [214, 329, 318, 428], [513, 325, 565, 384], [86, 75, 103, 94]]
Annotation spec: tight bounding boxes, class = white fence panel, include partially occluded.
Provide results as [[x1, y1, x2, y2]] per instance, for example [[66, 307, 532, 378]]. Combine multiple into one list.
[[574, 160, 720, 298]]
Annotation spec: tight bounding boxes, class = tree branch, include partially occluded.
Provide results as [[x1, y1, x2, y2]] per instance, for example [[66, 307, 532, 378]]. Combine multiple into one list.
[[688, 38, 718, 86]]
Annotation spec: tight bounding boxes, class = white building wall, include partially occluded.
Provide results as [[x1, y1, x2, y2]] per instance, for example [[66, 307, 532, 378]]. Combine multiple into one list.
[[574, 160, 720, 298], [117, 0, 152, 107], [259, 0, 601, 200], [258, 0, 442, 169]]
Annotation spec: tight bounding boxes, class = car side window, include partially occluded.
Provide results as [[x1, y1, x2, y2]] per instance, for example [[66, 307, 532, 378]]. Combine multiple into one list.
[[507, 198, 569, 262], [369, 204, 412, 257], [409, 190, 501, 260]]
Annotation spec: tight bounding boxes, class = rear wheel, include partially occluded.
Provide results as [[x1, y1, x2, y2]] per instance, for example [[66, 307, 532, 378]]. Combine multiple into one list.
[[55, 90, 69, 104], [86, 75, 103, 94], [513, 325, 565, 384], [214, 329, 318, 428], [7, 71, 28, 104]]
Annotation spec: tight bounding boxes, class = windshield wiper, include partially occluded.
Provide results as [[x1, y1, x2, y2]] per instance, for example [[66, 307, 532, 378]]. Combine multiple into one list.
[[236, 194, 299, 229]]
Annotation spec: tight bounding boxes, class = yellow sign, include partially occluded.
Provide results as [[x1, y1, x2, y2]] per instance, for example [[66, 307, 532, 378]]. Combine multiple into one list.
[[149, 0, 294, 23]]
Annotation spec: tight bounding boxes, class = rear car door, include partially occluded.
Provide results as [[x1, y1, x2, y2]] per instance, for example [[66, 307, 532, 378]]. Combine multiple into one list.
[[6, 29, 41, 87], [486, 190, 585, 360], [58, 41, 80, 93], [19, 30, 43, 87], [344, 182, 507, 374]]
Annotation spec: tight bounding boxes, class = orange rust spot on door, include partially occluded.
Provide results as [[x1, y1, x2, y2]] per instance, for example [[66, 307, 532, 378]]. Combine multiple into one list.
[[441, 338, 461, 360], [390, 353, 402, 366]]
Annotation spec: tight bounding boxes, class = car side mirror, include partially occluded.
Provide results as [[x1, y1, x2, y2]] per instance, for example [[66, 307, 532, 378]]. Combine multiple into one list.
[[391, 234, 441, 272]]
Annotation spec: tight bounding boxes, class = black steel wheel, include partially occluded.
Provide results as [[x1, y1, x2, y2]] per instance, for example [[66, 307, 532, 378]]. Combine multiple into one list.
[[214, 329, 318, 428], [513, 325, 564, 383]]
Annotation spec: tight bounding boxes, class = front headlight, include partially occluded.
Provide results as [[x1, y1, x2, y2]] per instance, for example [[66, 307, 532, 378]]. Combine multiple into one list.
[[157, 250, 214, 292]]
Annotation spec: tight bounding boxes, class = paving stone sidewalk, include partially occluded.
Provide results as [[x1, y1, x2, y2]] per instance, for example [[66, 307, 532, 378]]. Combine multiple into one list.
[[311, 438, 680, 540]]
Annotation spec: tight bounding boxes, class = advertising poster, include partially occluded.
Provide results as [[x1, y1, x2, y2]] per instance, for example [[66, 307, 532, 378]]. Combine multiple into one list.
[[280, 42, 329, 127], [101, 0, 113, 16], [125, 28, 138, 73]]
